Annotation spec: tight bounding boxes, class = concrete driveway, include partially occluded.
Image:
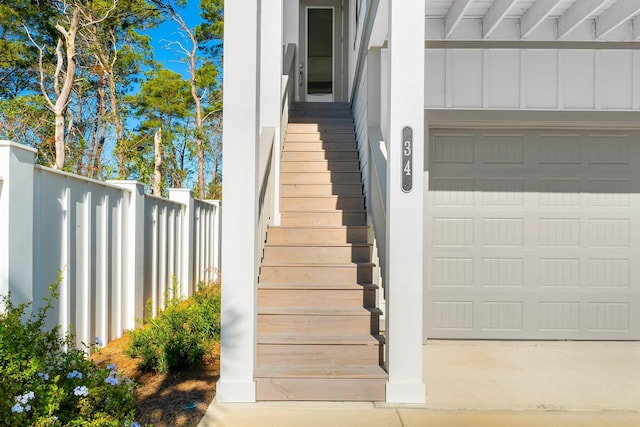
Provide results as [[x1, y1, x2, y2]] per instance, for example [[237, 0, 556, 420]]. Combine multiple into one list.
[[200, 341, 640, 426], [423, 340, 640, 411]]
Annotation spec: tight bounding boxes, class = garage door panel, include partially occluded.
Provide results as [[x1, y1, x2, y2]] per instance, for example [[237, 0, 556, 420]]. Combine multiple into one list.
[[426, 129, 640, 340], [427, 295, 636, 339]]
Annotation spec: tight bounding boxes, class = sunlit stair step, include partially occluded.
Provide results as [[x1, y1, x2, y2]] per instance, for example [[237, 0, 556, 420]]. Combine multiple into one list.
[[281, 171, 361, 185], [281, 160, 360, 172], [259, 262, 374, 284], [257, 306, 381, 335], [265, 226, 369, 244], [280, 183, 363, 197], [284, 141, 356, 151], [280, 210, 366, 227], [257, 334, 383, 367], [280, 195, 364, 210], [281, 150, 358, 161], [263, 242, 371, 263], [255, 366, 387, 401], [258, 286, 376, 308]]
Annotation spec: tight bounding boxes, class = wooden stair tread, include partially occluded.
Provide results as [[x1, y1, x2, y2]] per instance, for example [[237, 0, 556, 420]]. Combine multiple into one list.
[[269, 225, 367, 230], [255, 365, 387, 379], [279, 209, 366, 214], [258, 282, 378, 290], [261, 261, 374, 267], [258, 306, 382, 316], [264, 242, 371, 247], [258, 334, 384, 345], [290, 102, 350, 109]]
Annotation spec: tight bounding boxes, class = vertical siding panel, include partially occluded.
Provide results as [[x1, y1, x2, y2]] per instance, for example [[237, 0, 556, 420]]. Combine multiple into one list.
[[96, 193, 108, 345], [633, 50, 640, 109], [150, 205, 158, 315], [425, 49, 445, 108], [113, 194, 123, 339]]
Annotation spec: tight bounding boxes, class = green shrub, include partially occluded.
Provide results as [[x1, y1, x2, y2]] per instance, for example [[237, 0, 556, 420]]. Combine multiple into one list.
[[125, 282, 221, 374], [0, 282, 140, 427]]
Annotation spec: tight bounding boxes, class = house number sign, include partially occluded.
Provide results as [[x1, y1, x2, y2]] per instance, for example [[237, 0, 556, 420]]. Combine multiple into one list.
[[402, 126, 413, 193]]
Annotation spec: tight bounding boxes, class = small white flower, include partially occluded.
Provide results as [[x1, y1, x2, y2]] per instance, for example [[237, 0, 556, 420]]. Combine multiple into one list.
[[11, 403, 23, 413], [24, 404, 31, 412], [17, 392, 34, 405], [38, 372, 49, 381], [73, 385, 89, 397]]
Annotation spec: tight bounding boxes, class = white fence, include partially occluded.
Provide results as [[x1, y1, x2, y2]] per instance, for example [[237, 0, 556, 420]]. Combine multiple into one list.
[[0, 141, 221, 348]]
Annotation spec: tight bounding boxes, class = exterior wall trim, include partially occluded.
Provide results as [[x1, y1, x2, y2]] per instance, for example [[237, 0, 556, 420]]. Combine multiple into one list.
[[427, 109, 640, 129]]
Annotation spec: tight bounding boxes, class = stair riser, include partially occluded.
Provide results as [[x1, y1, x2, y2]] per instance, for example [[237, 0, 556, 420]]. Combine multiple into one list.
[[286, 124, 355, 133], [281, 161, 360, 172], [258, 288, 376, 308], [284, 142, 356, 151], [257, 314, 379, 335], [285, 133, 356, 143], [281, 211, 366, 227], [281, 184, 363, 197], [281, 197, 364, 210], [257, 344, 381, 367], [290, 102, 350, 110], [289, 110, 353, 118], [281, 151, 358, 161], [263, 245, 371, 263], [288, 117, 354, 125], [256, 378, 385, 401], [281, 172, 361, 185], [259, 265, 373, 284], [266, 228, 368, 244]]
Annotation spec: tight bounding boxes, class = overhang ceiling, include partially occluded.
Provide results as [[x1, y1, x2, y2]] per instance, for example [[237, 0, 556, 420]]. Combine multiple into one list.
[[424, 0, 640, 41]]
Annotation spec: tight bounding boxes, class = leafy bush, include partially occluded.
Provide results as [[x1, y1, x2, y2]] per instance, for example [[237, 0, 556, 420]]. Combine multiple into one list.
[[125, 282, 221, 374], [0, 282, 140, 427]]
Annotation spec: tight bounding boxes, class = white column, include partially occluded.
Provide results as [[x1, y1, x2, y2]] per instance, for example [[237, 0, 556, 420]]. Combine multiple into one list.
[[217, 0, 261, 403], [384, 0, 426, 404], [169, 188, 195, 298], [107, 181, 145, 331], [0, 141, 35, 306], [261, 0, 283, 225]]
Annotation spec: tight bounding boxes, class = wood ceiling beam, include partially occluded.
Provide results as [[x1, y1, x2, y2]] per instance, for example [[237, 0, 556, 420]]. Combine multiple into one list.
[[596, 0, 640, 39], [520, 0, 558, 38], [558, 0, 606, 39], [483, 0, 519, 38], [445, 0, 473, 38]]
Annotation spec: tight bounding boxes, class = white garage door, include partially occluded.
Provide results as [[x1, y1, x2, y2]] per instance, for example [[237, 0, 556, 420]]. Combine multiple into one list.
[[425, 129, 640, 340]]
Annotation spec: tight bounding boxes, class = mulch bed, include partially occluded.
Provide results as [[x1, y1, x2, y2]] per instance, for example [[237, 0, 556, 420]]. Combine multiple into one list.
[[90, 334, 220, 427]]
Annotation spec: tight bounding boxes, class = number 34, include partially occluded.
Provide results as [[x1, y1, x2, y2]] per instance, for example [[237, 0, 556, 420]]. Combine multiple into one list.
[[403, 141, 412, 176]]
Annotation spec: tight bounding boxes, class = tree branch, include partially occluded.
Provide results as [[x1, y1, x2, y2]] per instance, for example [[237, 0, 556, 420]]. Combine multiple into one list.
[[22, 24, 55, 111]]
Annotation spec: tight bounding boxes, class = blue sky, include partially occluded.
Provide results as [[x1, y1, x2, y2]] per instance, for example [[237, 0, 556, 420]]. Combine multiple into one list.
[[146, 1, 207, 79]]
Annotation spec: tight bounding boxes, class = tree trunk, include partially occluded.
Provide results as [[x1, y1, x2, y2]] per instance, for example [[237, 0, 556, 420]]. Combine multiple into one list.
[[52, 8, 80, 170], [153, 128, 163, 196]]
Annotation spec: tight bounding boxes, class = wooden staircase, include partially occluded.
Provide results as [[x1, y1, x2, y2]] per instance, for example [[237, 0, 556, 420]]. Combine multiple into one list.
[[255, 102, 387, 401]]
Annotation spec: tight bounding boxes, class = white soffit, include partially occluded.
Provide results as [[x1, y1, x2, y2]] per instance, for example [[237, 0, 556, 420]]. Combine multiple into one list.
[[425, 0, 640, 41]]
